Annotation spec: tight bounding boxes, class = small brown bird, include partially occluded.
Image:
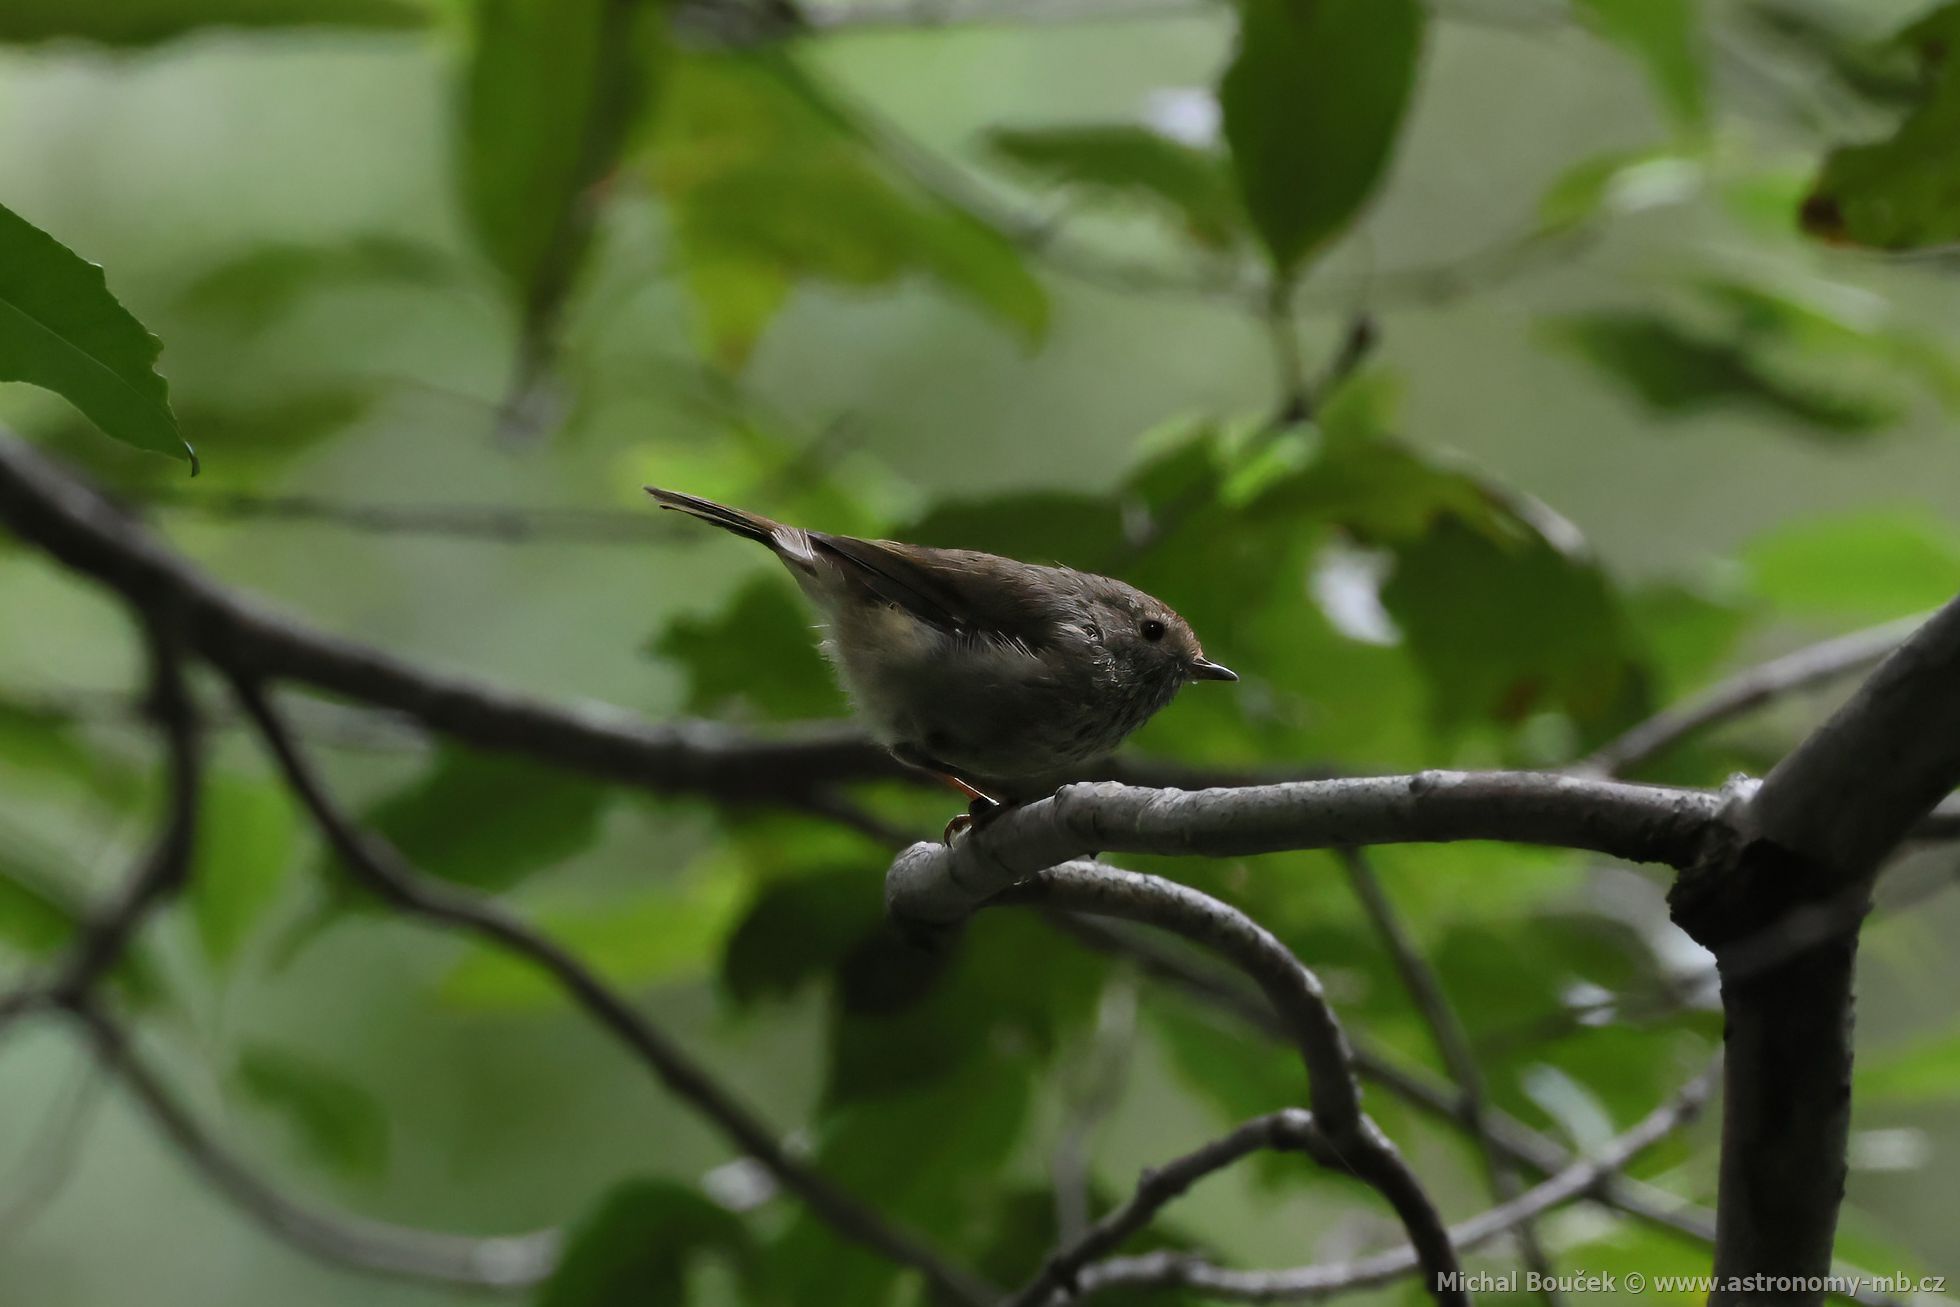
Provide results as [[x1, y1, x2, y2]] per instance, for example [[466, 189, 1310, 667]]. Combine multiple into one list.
[[647, 488, 1236, 822]]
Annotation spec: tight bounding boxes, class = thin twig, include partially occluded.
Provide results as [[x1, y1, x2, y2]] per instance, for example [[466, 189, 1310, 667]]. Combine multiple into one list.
[[227, 675, 995, 1307], [1069, 1067, 1718, 1302], [1338, 848, 1561, 1303], [1580, 614, 1928, 778], [1011, 1109, 1329, 1307]]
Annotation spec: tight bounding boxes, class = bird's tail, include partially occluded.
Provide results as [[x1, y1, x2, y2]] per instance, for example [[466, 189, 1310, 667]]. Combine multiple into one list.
[[644, 487, 784, 547]]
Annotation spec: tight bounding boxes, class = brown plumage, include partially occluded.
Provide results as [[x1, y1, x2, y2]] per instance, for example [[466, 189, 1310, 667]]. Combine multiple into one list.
[[647, 487, 1236, 806]]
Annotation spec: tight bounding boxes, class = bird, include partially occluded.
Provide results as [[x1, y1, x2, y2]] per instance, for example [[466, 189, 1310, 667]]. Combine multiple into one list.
[[645, 487, 1237, 832]]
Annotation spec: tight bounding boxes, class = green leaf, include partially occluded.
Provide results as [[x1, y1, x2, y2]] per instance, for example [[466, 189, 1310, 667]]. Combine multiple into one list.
[[720, 866, 877, 1007], [1573, 0, 1708, 131], [654, 578, 843, 722], [460, 0, 664, 313], [189, 774, 297, 969], [342, 746, 614, 893], [1860, 1030, 1960, 1102], [1803, 4, 1960, 250], [0, 201, 193, 469], [234, 1042, 389, 1182], [653, 51, 1045, 369], [540, 1180, 749, 1307], [442, 874, 747, 1008], [0, 0, 427, 46], [1381, 518, 1648, 745], [1219, 0, 1424, 275], [0, 849, 161, 1004], [1547, 310, 1904, 437], [1745, 511, 1960, 623], [987, 123, 1241, 248]]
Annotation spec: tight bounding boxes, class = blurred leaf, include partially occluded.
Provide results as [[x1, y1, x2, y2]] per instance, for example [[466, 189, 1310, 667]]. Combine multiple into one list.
[[904, 490, 1128, 566], [539, 1180, 749, 1307], [0, 0, 427, 46], [443, 874, 747, 1007], [234, 1042, 389, 1182], [1573, 0, 1707, 130], [0, 848, 161, 1003], [1382, 518, 1648, 744], [1745, 511, 1960, 622], [0, 200, 193, 469], [190, 773, 297, 968], [460, 0, 664, 324], [1747, 0, 1923, 109], [720, 866, 876, 1007], [766, 1046, 1032, 1305], [1803, 4, 1960, 250], [655, 577, 843, 721], [653, 51, 1045, 369], [1539, 151, 1703, 231], [0, 856, 87, 957], [1548, 310, 1903, 436], [340, 746, 614, 893], [1860, 1030, 1960, 1102], [176, 236, 459, 333], [987, 123, 1241, 248], [1220, 0, 1424, 275]]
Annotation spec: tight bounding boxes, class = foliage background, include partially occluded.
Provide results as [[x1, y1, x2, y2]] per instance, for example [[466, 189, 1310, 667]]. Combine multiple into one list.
[[2, 0, 1959, 1303]]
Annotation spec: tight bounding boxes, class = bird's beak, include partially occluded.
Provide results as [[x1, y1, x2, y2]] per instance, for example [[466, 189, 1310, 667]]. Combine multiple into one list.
[[1189, 658, 1238, 682]]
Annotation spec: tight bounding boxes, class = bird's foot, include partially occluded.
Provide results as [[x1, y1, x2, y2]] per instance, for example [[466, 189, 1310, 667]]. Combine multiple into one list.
[[941, 795, 1007, 844]]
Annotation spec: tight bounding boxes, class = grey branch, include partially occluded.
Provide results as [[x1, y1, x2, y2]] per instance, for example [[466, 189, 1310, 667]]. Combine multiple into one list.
[[227, 676, 995, 1307], [1580, 614, 1928, 778], [1071, 1067, 1717, 1302], [888, 773, 1726, 924], [982, 861, 1464, 1305], [1685, 592, 1960, 1306], [66, 1002, 559, 1288]]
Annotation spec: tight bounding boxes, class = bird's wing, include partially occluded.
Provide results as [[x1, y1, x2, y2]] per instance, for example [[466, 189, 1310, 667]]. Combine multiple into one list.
[[809, 534, 1062, 643]]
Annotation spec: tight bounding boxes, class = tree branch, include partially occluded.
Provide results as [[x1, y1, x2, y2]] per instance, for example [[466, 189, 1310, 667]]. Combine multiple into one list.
[[1671, 592, 1960, 1306], [226, 675, 995, 1307], [888, 773, 1728, 925], [977, 861, 1464, 1305]]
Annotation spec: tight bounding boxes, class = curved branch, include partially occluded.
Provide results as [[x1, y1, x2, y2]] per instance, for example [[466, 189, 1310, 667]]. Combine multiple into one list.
[[888, 773, 1727, 924], [982, 861, 1463, 1305], [226, 676, 994, 1307], [1071, 1067, 1717, 1303]]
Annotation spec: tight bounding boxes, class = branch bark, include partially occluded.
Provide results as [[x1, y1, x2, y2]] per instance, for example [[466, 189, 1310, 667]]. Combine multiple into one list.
[[1668, 593, 1960, 1306], [889, 772, 1727, 924]]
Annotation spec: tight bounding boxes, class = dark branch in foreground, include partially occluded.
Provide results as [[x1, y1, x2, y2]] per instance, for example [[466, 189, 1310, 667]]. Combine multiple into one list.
[[1674, 592, 1960, 1307], [228, 676, 995, 1307]]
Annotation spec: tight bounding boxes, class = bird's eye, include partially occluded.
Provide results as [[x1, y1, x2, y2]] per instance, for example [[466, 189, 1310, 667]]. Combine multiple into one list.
[[1140, 619, 1167, 642]]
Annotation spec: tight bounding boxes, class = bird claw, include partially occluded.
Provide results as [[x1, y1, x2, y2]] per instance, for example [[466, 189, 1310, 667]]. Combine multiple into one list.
[[941, 795, 1006, 844]]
